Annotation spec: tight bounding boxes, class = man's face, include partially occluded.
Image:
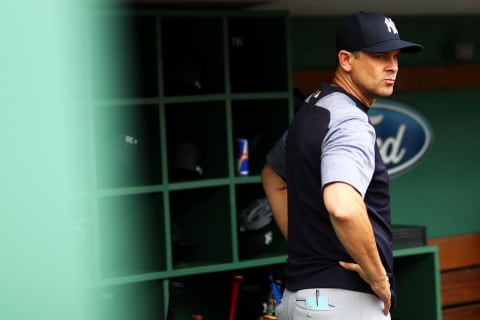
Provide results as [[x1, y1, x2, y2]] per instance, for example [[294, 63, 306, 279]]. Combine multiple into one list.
[[350, 50, 400, 102]]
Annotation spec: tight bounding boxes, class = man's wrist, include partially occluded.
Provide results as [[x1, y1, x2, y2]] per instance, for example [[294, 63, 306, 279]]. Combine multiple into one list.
[[370, 275, 389, 289]]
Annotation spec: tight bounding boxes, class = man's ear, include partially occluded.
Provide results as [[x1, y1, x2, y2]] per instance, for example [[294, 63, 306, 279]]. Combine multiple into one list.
[[338, 50, 354, 72]]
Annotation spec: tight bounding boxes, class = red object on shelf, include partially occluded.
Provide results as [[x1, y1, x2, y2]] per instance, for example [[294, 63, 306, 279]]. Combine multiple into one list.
[[228, 274, 245, 320]]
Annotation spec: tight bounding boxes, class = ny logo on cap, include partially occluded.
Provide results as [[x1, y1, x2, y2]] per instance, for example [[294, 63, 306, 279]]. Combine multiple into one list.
[[384, 18, 398, 34]]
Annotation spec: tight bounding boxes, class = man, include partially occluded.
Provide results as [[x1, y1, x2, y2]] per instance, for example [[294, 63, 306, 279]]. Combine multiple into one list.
[[261, 12, 422, 319]]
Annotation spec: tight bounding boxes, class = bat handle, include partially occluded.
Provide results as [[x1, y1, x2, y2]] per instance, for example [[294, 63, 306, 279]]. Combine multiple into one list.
[[166, 281, 184, 320], [228, 274, 244, 320]]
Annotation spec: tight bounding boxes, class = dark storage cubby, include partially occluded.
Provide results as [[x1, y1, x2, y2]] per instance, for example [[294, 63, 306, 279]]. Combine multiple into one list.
[[235, 183, 266, 212], [391, 248, 442, 320], [165, 101, 228, 182], [170, 265, 287, 320], [169, 186, 232, 268], [92, 281, 165, 320], [98, 193, 166, 277], [94, 104, 162, 189], [228, 17, 288, 93], [90, 15, 158, 99], [236, 183, 288, 260], [162, 16, 225, 96], [232, 99, 290, 175], [167, 273, 232, 319]]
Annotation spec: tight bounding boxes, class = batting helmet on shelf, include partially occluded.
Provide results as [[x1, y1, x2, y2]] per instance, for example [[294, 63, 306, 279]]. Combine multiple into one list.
[[238, 198, 274, 258]]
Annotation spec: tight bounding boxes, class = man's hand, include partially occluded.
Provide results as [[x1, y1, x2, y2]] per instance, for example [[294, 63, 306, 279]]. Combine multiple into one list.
[[339, 261, 391, 315]]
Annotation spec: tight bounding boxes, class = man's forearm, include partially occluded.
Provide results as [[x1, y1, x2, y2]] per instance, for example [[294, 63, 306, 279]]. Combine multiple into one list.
[[330, 209, 386, 282], [261, 164, 288, 239], [324, 182, 386, 282]]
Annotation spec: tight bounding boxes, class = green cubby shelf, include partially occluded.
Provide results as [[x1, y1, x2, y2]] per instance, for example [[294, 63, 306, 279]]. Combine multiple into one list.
[[97, 192, 166, 278], [94, 103, 163, 189]]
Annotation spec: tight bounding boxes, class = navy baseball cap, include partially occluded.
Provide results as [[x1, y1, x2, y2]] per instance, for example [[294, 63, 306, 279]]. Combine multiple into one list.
[[336, 12, 423, 53]]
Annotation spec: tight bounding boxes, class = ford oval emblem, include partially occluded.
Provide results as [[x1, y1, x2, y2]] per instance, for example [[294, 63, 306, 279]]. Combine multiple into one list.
[[369, 99, 433, 178]]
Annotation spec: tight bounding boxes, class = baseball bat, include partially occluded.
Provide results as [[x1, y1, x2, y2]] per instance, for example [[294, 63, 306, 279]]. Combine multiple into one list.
[[166, 280, 184, 320], [228, 274, 244, 320]]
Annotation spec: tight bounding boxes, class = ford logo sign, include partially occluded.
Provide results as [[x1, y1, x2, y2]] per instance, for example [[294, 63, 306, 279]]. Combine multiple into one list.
[[370, 99, 433, 178]]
